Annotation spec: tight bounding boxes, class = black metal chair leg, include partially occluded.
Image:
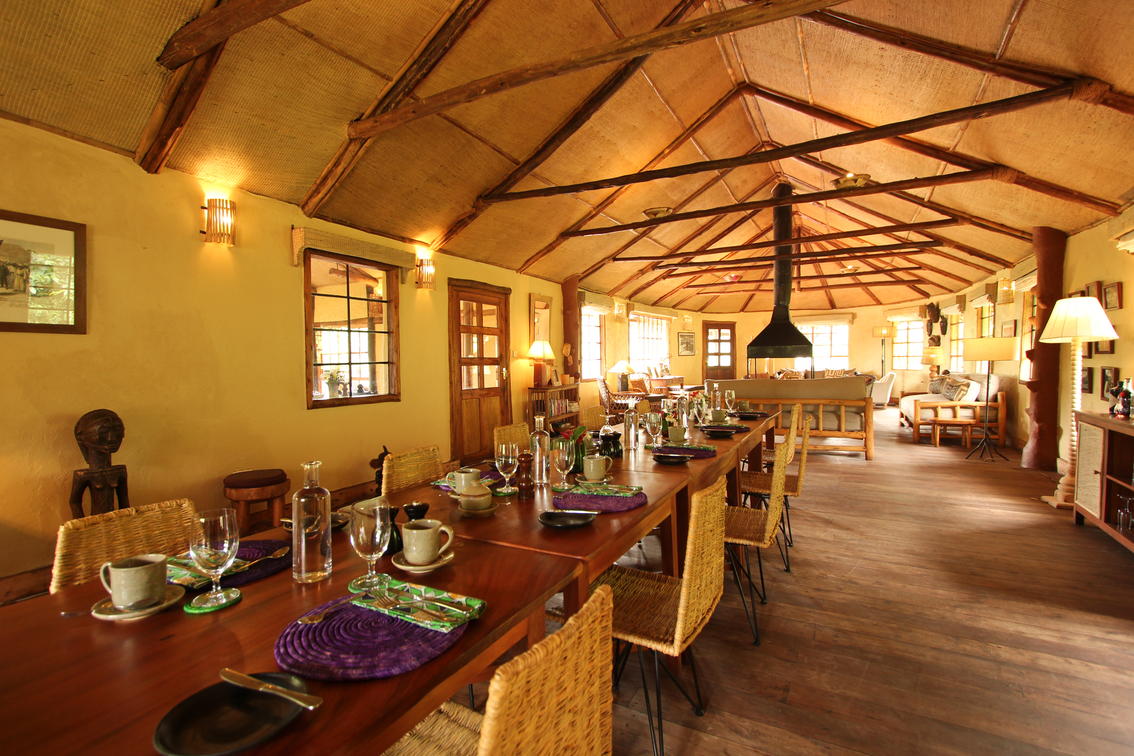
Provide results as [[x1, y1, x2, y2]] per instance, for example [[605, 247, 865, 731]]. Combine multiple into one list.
[[781, 495, 794, 547], [612, 639, 632, 690], [466, 684, 476, 709], [653, 651, 665, 756], [687, 648, 706, 715], [755, 546, 767, 602], [727, 545, 760, 644], [776, 533, 791, 573], [637, 648, 660, 756]]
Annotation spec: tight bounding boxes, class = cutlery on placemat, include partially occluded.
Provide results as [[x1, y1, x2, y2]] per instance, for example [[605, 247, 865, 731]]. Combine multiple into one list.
[[386, 586, 472, 616], [219, 668, 323, 710], [370, 594, 449, 622], [241, 545, 290, 568], [297, 595, 355, 624]]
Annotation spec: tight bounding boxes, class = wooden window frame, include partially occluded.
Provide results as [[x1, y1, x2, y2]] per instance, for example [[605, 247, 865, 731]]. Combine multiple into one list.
[[892, 320, 925, 370], [304, 249, 400, 409], [948, 314, 965, 372], [580, 308, 605, 381], [793, 323, 849, 371]]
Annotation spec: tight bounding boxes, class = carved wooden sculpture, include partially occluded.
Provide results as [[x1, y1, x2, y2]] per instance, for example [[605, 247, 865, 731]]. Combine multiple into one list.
[[68, 409, 129, 518]]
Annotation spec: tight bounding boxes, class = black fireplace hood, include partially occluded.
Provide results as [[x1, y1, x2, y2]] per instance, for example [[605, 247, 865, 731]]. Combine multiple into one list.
[[747, 182, 813, 360]]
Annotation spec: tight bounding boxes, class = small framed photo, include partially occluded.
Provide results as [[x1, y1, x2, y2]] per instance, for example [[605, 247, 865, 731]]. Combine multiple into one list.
[[1101, 366, 1120, 401], [1081, 366, 1094, 394], [1104, 282, 1123, 311], [1095, 337, 1116, 355], [550, 368, 561, 386], [1068, 289, 1084, 298], [0, 209, 87, 333], [1085, 280, 1104, 301], [1081, 340, 1093, 360], [677, 331, 696, 356], [1000, 319, 1017, 338]]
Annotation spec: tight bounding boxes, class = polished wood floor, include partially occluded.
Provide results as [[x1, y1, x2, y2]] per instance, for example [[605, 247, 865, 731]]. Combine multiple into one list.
[[603, 409, 1134, 755]]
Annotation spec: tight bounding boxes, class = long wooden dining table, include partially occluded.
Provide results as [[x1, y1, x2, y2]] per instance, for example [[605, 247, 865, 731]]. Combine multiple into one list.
[[0, 414, 776, 754]]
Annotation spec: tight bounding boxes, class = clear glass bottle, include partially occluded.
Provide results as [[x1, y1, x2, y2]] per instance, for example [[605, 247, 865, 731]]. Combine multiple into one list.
[[291, 460, 332, 583], [530, 415, 551, 485], [623, 409, 639, 450]]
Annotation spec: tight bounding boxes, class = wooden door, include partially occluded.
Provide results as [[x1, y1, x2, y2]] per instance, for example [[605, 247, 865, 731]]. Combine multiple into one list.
[[449, 281, 512, 464], [703, 321, 737, 380]]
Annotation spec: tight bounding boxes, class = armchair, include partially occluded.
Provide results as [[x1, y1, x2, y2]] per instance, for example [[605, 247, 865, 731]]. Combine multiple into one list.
[[597, 378, 645, 419]]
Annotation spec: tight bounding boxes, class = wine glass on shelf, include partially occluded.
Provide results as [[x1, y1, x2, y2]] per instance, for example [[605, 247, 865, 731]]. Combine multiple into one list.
[[644, 412, 663, 446], [348, 499, 392, 594], [550, 437, 574, 492], [496, 442, 519, 494], [724, 389, 736, 414], [188, 508, 242, 610]]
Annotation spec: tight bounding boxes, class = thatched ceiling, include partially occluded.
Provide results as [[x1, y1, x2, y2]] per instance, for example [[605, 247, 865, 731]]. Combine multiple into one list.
[[3, 0, 1133, 312]]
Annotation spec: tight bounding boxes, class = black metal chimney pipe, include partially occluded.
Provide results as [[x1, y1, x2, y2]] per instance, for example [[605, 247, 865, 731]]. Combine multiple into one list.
[[746, 182, 813, 360]]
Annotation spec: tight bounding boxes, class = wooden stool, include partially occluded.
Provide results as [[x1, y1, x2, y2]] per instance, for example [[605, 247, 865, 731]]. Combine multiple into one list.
[[931, 418, 976, 449], [223, 469, 290, 535]]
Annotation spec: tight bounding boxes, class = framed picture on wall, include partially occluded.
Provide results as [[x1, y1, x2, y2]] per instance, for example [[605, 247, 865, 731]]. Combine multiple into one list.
[[1081, 340, 1093, 360], [1081, 366, 1094, 394], [0, 209, 86, 334], [677, 331, 695, 356], [1085, 280, 1104, 301], [1104, 282, 1124, 311], [1101, 366, 1120, 401], [1000, 320, 1017, 337], [1095, 336, 1116, 355]]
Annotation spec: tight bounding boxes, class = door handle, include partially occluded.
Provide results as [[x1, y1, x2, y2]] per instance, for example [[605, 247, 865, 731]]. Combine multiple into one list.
[[501, 366, 508, 381]]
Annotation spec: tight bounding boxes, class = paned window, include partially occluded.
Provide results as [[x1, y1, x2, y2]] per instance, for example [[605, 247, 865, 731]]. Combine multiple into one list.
[[792, 324, 849, 371], [892, 320, 925, 370], [580, 308, 604, 380], [1020, 291, 1038, 381], [629, 313, 669, 368], [948, 314, 965, 372], [305, 251, 399, 408]]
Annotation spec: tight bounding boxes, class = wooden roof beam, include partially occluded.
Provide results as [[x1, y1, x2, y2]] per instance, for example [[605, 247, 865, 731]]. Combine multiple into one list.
[[683, 265, 923, 286], [744, 83, 1120, 216], [687, 279, 940, 293], [347, 0, 846, 139], [805, 9, 1134, 118], [659, 248, 930, 277], [301, 0, 492, 217], [159, 0, 315, 69], [655, 241, 939, 268], [650, 223, 775, 306]]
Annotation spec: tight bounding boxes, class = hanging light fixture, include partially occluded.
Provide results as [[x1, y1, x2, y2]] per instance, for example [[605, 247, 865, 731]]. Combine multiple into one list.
[[201, 198, 235, 245], [414, 247, 435, 289], [832, 173, 870, 190]]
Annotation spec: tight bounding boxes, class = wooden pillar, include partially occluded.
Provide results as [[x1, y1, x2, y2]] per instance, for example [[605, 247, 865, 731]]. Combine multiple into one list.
[[1021, 226, 1065, 471], [561, 274, 581, 380]]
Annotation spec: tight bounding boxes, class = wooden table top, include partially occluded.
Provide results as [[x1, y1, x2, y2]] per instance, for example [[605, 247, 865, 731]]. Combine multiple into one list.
[[0, 533, 578, 754]]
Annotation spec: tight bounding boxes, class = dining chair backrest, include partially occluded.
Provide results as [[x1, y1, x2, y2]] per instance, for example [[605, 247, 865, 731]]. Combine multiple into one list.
[[673, 475, 727, 650], [382, 445, 446, 495], [492, 422, 529, 452], [596, 378, 616, 414], [477, 585, 613, 754], [783, 403, 802, 466], [580, 404, 605, 432], [51, 498, 197, 593], [758, 437, 791, 544], [791, 424, 811, 496]]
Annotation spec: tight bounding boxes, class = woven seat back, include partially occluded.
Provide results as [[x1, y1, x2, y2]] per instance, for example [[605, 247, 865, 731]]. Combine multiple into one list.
[[51, 499, 196, 593], [783, 403, 802, 465], [478, 586, 613, 754], [674, 475, 728, 649], [580, 405, 605, 431], [596, 378, 616, 414], [759, 439, 791, 544], [492, 422, 529, 451], [791, 424, 811, 496], [382, 445, 446, 495]]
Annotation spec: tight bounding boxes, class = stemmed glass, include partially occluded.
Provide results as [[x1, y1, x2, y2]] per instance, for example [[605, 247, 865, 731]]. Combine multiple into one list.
[[550, 437, 575, 492], [188, 508, 242, 610], [348, 499, 392, 594], [496, 442, 519, 494], [644, 412, 663, 446], [724, 389, 736, 413]]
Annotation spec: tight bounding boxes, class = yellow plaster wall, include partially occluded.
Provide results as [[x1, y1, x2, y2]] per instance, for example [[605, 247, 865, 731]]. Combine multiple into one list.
[[0, 120, 561, 577]]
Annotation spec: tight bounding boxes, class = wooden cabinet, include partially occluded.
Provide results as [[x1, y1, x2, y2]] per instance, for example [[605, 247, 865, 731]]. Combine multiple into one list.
[[528, 385, 580, 429], [1074, 412, 1134, 554]]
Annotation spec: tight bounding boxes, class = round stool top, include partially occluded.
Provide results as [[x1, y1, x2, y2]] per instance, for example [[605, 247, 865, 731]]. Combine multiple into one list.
[[224, 468, 288, 489]]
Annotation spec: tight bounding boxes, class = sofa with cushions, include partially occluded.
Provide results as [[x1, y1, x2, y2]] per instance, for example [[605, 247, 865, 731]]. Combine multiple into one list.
[[707, 376, 875, 459], [898, 373, 1007, 446]]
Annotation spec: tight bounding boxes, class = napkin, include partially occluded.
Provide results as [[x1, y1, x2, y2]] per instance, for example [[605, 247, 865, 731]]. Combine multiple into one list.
[[167, 554, 250, 589], [567, 484, 638, 497], [352, 577, 486, 633]]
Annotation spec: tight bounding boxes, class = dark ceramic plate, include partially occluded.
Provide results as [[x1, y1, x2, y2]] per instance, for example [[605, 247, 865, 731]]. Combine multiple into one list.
[[153, 673, 309, 756], [730, 411, 769, 420], [539, 511, 597, 529], [703, 429, 733, 439], [653, 453, 695, 465]]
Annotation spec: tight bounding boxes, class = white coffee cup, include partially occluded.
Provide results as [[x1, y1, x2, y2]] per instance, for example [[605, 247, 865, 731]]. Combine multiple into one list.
[[445, 467, 482, 494], [582, 454, 612, 482], [402, 519, 454, 565], [710, 409, 727, 423], [667, 425, 687, 444], [99, 553, 167, 611]]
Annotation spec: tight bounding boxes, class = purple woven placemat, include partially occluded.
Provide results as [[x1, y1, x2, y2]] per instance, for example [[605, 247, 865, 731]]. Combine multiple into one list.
[[553, 492, 647, 513], [274, 601, 465, 681], [653, 445, 717, 458], [219, 539, 292, 589]]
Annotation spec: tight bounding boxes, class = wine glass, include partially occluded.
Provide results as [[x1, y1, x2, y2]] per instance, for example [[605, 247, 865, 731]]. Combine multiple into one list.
[[188, 508, 241, 610], [496, 442, 519, 494], [349, 499, 392, 594], [644, 412, 663, 446], [550, 437, 574, 492], [724, 389, 736, 413]]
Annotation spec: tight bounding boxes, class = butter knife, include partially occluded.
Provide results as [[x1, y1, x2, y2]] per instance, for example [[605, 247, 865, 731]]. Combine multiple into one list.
[[387, 586, 473, 616], [219, 668, 323, 710]]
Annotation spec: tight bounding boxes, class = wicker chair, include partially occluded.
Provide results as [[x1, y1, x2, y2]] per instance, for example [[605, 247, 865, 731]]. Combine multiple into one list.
[[50, 499, 197, 593], [727, 438, 791, 644], [751, 403, 802, 547], [386, 585, 613, 755], [597, 475, 727, 756], [382, 445, 458, 495], [492, 422, 529, 451], [596, 378, 644, 421], [580, 404, 605, 431]]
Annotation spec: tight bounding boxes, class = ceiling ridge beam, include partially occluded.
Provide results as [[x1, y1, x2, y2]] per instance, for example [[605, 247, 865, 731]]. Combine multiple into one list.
[[804, 9, 1134, 118], [301, 0, 492, 217], [745, 83, 1120, 216], [347, 0, 845, 139], [487, 78, 1092, 203], [158, 0, 314, 69]]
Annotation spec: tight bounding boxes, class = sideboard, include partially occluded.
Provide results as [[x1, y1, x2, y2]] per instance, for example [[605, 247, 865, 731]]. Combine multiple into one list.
[[1074, 411, 1134, 554]]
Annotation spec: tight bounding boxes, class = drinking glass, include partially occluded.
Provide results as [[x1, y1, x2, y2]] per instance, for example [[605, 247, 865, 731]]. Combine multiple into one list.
[[644, 412, 663, 446], [496, 442, 519, 494], [349, 499, 392, 594], [550, 438, 575, 492], [188, 508, 241, 610], [724, 389, 736, 413]]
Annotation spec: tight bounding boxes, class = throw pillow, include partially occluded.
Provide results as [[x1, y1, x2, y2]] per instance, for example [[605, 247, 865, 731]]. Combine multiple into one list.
[[945, 378, 970, 402], [928, 375, 947, 395], [781, 369, 804, 380]]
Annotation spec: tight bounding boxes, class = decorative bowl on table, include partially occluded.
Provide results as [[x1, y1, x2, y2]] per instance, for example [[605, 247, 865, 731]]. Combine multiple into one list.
[[652, 452, 695, 465], [730, 410, 768, 420], [703, 429, 733, 439], [539, 511, 596, 529]]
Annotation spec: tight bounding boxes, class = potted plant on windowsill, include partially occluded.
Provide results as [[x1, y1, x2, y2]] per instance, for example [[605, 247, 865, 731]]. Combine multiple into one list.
[[323, 368, 346, 398]]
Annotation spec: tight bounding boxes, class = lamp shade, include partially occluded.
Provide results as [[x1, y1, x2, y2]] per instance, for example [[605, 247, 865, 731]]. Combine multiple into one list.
[[526, 340, 554, 361], [920, 345, 945, 365], [1039, 296, 1118, 343], [872, 325, 894, 338], [607, 360, 633, 375], [963, 337, 1017, 362]]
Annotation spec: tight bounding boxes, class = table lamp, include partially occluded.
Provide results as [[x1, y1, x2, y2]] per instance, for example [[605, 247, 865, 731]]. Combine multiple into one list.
[[962, 337, 1017, 461], [872, 325, 893, 375], [607, 360, 633, 392], [920, 345, 945, 376], [1038, 296, 1118, 507], [527, 339, 555, 386]]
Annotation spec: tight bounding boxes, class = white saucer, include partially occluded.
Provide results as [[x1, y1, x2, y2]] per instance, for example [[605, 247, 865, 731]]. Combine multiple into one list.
[[91, 585, 185, 622], [574, 474, 613, 486], [457, 500, 498, 518], [392, 550, 455, 575]]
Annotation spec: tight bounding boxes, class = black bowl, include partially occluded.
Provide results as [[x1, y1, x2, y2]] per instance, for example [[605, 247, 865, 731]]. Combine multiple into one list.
[[703, 429, 733, 439], [539, 510, 597, 529], [653, 453, 694, 465], [403, 502, 430, 521]]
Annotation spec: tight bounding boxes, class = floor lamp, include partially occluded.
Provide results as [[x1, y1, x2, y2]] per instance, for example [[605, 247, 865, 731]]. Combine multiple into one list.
[[872, 325, 893, 375], [962, 337, 1017, 462], [1038, 297, 1118, 507]]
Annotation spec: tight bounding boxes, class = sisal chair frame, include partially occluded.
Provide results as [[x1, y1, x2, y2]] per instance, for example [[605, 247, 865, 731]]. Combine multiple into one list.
[[491, 422, 529, 452], [382, 445, 457, 495], [50, 498, 197, 593], [579, 404, 605, 431], [749, 403, 802, 547], [385, 586, 613, 755]]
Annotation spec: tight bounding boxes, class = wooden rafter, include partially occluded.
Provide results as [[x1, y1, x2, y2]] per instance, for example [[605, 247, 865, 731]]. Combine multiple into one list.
[[745, 83, 1120, 216], [301, 0, 492, 217], [347, 0, 846, 139], [488, 79, 1094, 203], [688, 278, 938, 293], [158, 0, 315, 69], [655, 222, 775, 307], [658, 248, 925, 277], [686, 267, 922, 286], [655, 240, 939, 268], [806, 236, 930, 298], [805, 9, 1134, 117]]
